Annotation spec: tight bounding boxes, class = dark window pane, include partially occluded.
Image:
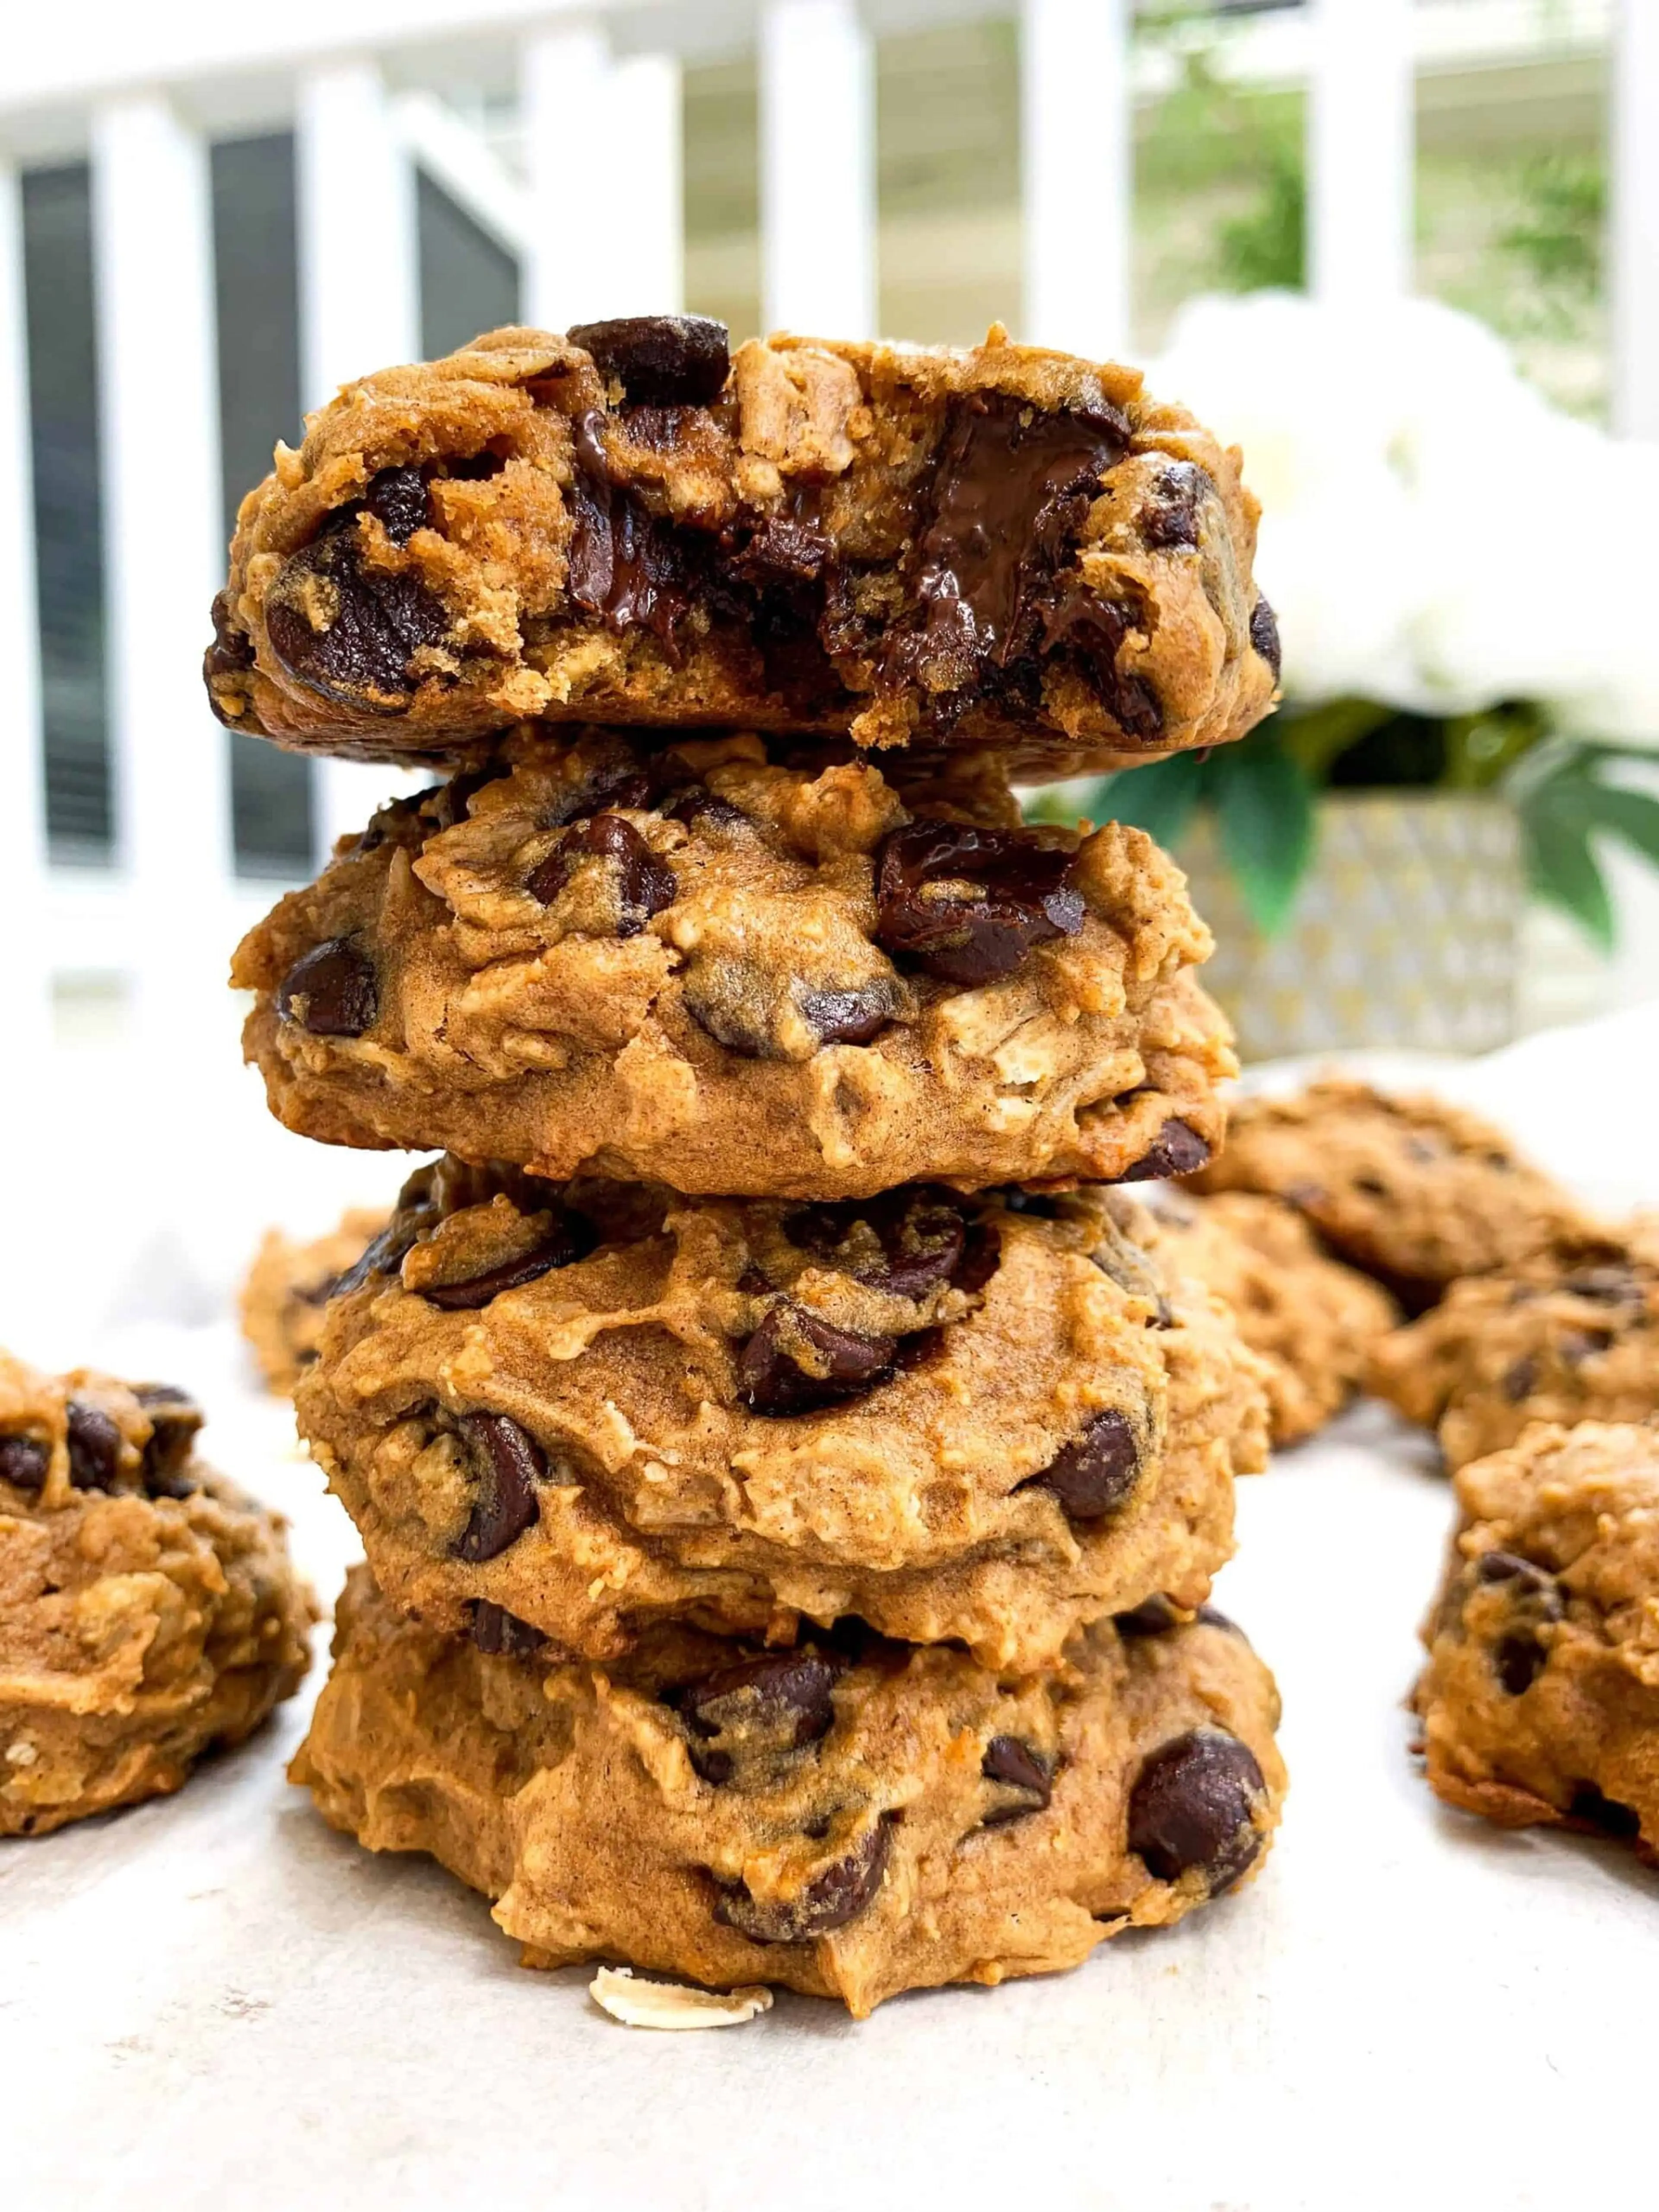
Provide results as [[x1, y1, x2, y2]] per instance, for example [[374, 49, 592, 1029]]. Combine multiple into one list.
[[23, 164, 111, 864], [211, 131, 314, 878], [417, 169, 519, 359]]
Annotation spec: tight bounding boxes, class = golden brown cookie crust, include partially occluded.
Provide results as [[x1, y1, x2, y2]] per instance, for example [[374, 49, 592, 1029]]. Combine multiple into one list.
[[293, 1566, 1285, 2016], [239, 1208, 390, 1394], [1370, 1220, 1659, 1470], [1152, 1188, 1399, 1446], [207, 322, 1278, 778], [1413, 1421, 1659, 1860], [1192, 1079, 1587, 1312], [0, 1353, 315, 1837], [296, 1166, 1268, 1669], [232, 728, 1234, 1199]]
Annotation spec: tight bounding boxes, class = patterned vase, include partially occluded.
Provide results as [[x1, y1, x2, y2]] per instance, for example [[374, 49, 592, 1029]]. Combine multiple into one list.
[[1177, 792, 1523, 1062]]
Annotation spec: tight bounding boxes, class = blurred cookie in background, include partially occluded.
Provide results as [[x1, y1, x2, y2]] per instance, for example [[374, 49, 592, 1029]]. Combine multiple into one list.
[[240, 1207, 390, 1395]]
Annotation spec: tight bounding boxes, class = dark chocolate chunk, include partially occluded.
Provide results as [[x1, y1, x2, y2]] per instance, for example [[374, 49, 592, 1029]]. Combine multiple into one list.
[[795, 983, 900, 1047], [1474, 1551, 1562, 1610], [203, 588, 255, 718], [134, 1384, 203, 1499], [469, 1600, 547, 1659], [874, 818, 1084, 987], [0, 1433, 49, 1493], [714, 1816, 892, 1943], [1559, 1327, 1615, 1366], [782, 1187, 974, 1303], [265, 512, 450, 707], [276, 937, 378, 1039], [1567, 1783, 1642, 1840], [1141, 460, 1211, 551], [567, 315, 731, 407], [664, 783, 749, 832], [1494, 1631, 1548, 1695], [454, 1412, 545, 1562], [362, 464, 431, 545], [736, 1304, 896, 1417], [980, 1735, 1053, 1822], [1114, 1594, 1182, 1637], [682, 1651, 839, 1783], [429, 757, 512, 831], [1022, 1408, 1141, 1520], [1249, 595, 1282, 679], [1501, 1357, 1539, 1403], [565, 416, 706, 655], [1127, 1729, 1267, 1893], [526, 813, 677, 935], [331, 1219, 425, 1302], [66, 1401, 123, 1492], [1116, 1118, 1211, 1182], [421, 1219, 595, 1311]]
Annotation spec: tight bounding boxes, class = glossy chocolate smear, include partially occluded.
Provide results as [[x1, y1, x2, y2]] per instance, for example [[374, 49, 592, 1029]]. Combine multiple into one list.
[[737, 1303, 896, 1417], [567, 315, 731, 407], [454, 1411, 545, 1562], [1128, 1729, 1266, 1894], [874, 818, 1084, 987], [265, 508, 450, 707], [566, 415, 707, 659], [714, 1816, 892, 1942]]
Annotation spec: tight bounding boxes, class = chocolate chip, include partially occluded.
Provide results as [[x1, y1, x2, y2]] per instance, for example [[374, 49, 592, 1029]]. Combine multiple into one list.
[[795, 984, 899, 1047], [203, 588, 255, 716], [736, 1304, 896, 1417], [265, 513, 450, 707], [1115, 1594, 1182, 1637], [1127, 1729, 1267, 1893], [1501, 1356, 1539, 1403], [714, 1816, 892, 1943], [874, 818, 1085, 987], [454, 1412, 545, 1563], [0, 1434, 49, 1492], [1567, 1783, 1642, 1840], [332, 1220, 424, 1301], [276, 938, 378, 1038], [567, 315, 731, 407], [1494, 1631, 1547, 1695], [134, 1384, 203, 1499], [1474, 1551, 1561, 1611], [980, 1735, 1053, 1823], [1559, 1327, 1615, 1366], [783, 1187, 971, 1303], [1023, 1408, 1142, 1520], [362, 464, 430, 545], [681, 1652, 839, 1783], [1249, 595, 1282, 679], [66, 1401, 123, 1492], [1561, 1265, 1644, 1306], [421, 1219, 595, 1311], [469, 1600, 547, 1659], [429, 758, 512, 832], [525, 813, 677, 936], [664, 784, 749, 832], [1141, 461, 1211, 551], [1196, 1603, 1243, 1637], [565, 451, 704, 657], [1116, 1119, 1211, 1182]]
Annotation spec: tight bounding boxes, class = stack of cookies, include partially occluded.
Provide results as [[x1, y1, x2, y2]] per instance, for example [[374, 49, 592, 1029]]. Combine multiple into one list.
[[213, 317, 1288, 2015]]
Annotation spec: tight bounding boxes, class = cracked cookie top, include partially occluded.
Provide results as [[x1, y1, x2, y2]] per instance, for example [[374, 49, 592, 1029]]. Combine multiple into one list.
[[207, 319, 1278, 778]]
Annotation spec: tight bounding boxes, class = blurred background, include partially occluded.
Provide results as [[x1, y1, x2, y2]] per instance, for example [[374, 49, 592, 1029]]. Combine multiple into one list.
[[2, 0, 1657, 1337]]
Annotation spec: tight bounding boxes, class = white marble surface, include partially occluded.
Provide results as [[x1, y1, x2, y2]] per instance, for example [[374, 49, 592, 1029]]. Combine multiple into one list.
[[4, 1004, 1658, 2211]]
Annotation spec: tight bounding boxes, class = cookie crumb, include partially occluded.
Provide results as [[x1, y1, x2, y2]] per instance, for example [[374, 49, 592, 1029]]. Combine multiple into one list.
[[589, 1966, 773, 2031]]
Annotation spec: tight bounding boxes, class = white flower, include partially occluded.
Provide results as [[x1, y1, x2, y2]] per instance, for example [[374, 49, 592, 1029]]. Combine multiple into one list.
[[1151, 292, 1659, 747]]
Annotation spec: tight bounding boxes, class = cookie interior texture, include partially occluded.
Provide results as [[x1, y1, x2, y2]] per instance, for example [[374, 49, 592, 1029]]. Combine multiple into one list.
[[239, 1207, 390, 1394], [293, 1565, 1285, 2015], [0, 1351, 315, 1837], [232, 725, 1235, 1197], [294, 1163, 1268, 1668], [207, 321, 1278, 775], [1414, 1419, 1659, 1862]]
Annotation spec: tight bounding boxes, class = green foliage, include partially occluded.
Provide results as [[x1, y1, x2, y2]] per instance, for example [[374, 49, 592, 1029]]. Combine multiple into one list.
[[1516, 747, 1659, 950], [1500, 153, 1605, 302], [1216, 146, 1306, 293], [1208, 735, 1315, 934]]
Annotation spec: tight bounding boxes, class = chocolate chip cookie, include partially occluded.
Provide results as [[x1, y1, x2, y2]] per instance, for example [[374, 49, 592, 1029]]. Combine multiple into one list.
[[232, 727, 1233, 1199], [1413, 1420, 1659, 1862], [1192, 1080, 1588, 1313], [240, 1207, 390, 1393], [1370, 1220, 1659, 1470], [0, 1351, 315, 1836], [1150, 1187, 1399, 1446], [294, 1564, 1284, 2015], [296, 1163, 1268, 1669], [206, 319, 1278, 778]]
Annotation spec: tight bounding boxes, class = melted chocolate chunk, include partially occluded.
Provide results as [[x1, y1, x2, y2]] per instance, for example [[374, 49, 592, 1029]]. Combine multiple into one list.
[[265, 509, 450, 708], [469, 1600, 547, 1659], [1141, 461, 1211, 551], [0, 1433, 49, 1493], [421, 1219, 595, 1311], [1022, 1408, 1142, 1520], [565, 416, 706, 659], [783, 1187, 971, 1303], [1116, 1119, 1211, 1182], [874, 818, 1084, 988], [980, 1735, 1054, 1823], [454, 1412, 545, 1563], [277, 938, 378, 1039], [65, 1401, 123, 1492], [525, 813, 677, 935], [1127, 1729, 1266, 1893], [134, 1384, 203, 1499], [362, 465, 431, 546], [714, 1816, 892, 1943], [1249, 595, 1282, 680], [681, 1652, 839, 1783], [567, 315, 731, 407], [736, 1305, 896, 1417]]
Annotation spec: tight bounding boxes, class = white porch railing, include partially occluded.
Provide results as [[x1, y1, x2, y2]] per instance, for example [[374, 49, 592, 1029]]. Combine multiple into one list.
[[0, 0, 1646, 1057]]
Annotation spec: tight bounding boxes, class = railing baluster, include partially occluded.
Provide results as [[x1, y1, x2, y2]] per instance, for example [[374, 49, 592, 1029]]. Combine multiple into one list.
[[1020, 0, 1131, 356], [89, 94, 232, 1026], [1308, 0, 1414, 310], [606, 53, 684, 316], [1612, 0, 1659, 438], [0, 159, 50, 1055], [760, 0, 876, 336], [521, 21, 617, 328], [296, 59, 422, 864]]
